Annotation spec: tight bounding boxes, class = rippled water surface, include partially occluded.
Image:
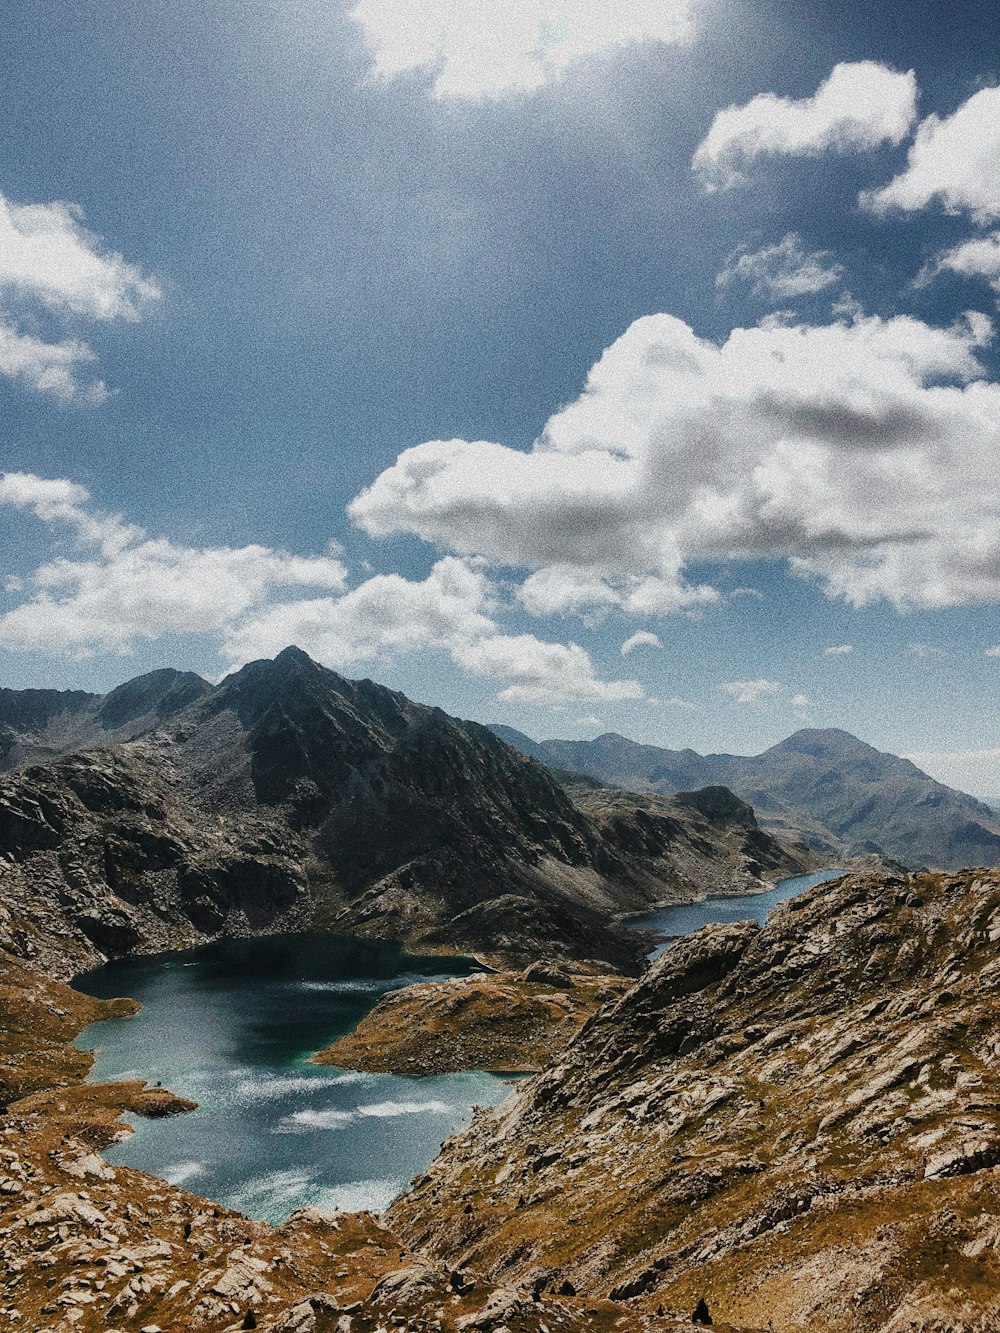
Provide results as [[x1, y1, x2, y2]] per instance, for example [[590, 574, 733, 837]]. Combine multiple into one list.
[[74, 934, 510, 1223]]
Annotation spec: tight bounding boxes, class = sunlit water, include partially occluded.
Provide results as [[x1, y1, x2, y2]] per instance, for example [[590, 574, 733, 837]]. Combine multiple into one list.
[[625, 868, 845, 957], [75, 871, 844, 1222], [74, 934, 511, 1224]]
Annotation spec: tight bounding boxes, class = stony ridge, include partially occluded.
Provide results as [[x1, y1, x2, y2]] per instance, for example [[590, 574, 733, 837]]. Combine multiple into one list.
[[387, 866, 1000, 1332]]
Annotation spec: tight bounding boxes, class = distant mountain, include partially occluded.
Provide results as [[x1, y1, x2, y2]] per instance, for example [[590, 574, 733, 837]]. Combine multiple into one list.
[[0, 649, 805, 976], [0, 668, 212, 769], [489, 725, 1000, 871]]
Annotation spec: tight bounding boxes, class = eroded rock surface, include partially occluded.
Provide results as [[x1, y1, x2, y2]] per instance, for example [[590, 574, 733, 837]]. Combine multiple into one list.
[[315, 967, 629, 1076], [387, 868, 1000, 1333]]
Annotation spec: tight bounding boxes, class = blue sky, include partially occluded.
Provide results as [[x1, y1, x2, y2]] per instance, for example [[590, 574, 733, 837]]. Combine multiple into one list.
[[1, 0, 999, 795]]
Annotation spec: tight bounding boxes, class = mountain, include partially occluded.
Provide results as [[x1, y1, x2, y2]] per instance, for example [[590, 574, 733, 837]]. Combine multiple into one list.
[[0, 648, 805, 976], [389, 865, 1000, 1332], [0, 667, 212, 769], [490, 724, 1000, 870]]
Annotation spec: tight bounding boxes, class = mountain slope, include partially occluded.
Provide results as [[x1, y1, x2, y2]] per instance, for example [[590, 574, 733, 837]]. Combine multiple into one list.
[[0, 649, 806, 975], [0, 668, 212, 770], [389, 866, 1000, 1333], [491, 725, 1000, 870]]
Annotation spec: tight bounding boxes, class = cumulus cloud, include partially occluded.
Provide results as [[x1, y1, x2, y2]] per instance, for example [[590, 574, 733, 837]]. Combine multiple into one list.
[[0, 192, 159, 403], [863, 87, 1000, 223], [620, 629, 661, 656], [220, 563, 643, 705], [693, 61, 918, 191], [351, 306, 1000, 613], [922, 232, 1000, 293], [1, 473, 639, 706], [719, 679, 782, 705], [824, 644, 854, 656], [0, 473, 348, 657], [987, 646, 1000, 658], [718, 233, 844, 302], [349, 0, 698, 100]]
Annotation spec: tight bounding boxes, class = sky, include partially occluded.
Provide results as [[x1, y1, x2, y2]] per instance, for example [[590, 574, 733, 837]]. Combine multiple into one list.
[[1, 0, 999, 796]]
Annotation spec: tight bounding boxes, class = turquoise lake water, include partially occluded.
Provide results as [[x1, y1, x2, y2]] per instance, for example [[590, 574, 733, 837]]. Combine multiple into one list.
[[74, 868, 843, 1222], [74, 934, 510, 1224], [624, 867, 845, 956]]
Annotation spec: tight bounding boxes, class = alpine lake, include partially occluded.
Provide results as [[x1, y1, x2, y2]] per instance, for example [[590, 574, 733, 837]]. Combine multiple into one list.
[[74, 868, 844, 1222]]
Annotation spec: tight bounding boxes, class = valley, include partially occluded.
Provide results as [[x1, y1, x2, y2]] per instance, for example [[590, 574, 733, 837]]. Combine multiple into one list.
[[2, 651, 999, 1331]]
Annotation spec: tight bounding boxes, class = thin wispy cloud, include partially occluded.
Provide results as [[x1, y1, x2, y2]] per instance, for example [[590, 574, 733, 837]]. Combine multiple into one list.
[[620, 630, 662, 656], [719, 678, 782, 705], [718, 233, 843, 302], [824, 644, 854, 656], [921, 232, 1000, 294]]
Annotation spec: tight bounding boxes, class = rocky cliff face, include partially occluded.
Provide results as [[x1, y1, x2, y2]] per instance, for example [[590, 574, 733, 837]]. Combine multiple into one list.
[[0, 649, 806, 976], [493, 724, 1000, 870], [387, 866, 1000, 1333]]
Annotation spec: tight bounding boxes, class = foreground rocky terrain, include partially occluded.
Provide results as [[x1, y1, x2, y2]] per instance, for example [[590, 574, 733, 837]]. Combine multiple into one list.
[[0, 649, 806, 977], [388, 867, 1000, 1332], [0, 946, 756, 1333], [492, 724, 1000, 869]]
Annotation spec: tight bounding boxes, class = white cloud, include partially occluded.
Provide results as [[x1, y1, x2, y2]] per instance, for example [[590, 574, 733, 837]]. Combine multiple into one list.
[[923, 231, 1000, 293], [0, 321, 107, 405], [349, 0, 698, 100], [0, 475, 348, 658], [718, 233, 844, 302], [1, 473, 640, 706], [791, 692, 812, 709], [824, 644, 854, 656], [719, 679, 782, 705], [351, 306, 1000, 614], [620, 630, 661, 656], [664, 695, 698, 710], [987, 646, 1000, 658], [0, 192, 159, 403], [863, 87, 1000, 223], [693, 61, 918, 191], [574, 714, 604, 729]]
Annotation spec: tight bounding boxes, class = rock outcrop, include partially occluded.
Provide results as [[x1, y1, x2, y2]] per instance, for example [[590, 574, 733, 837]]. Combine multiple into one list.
[[387, 867, 1000, 1333], [315, 967, 629, 1076]]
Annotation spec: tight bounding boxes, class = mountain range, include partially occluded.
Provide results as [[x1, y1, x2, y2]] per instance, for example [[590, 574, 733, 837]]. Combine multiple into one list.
[[0, 648, 803, 976], [490, 724, 1000, 870]]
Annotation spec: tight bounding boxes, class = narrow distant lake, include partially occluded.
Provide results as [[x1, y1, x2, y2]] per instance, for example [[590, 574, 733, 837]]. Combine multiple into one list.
[[625, 868, 845, 957], [74, 935, 510, 1225]]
